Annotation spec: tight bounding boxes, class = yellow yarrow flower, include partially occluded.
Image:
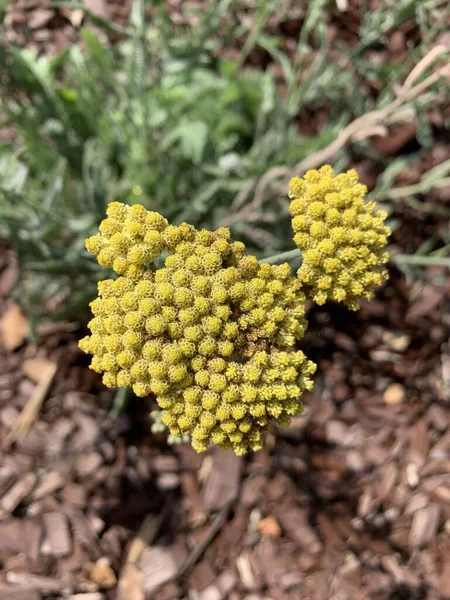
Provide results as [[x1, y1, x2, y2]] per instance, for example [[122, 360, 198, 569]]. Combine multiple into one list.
[[80, 201, 316, 455], [289, 165, 390, 310]]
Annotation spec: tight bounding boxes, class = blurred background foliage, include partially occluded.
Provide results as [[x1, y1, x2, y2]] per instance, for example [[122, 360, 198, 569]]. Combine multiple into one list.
[[0, 0, 449, 323]]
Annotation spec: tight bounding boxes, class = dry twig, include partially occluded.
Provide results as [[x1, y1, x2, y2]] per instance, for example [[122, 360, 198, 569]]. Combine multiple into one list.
[[5, 360, 57, 447]]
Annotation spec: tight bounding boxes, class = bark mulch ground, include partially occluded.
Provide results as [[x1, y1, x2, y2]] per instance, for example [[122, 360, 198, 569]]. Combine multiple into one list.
[[1, 2, 450, 599], [0, 250, 449, 600]]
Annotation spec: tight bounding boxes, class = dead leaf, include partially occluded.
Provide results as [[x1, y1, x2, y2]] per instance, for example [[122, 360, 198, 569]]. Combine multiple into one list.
[[0, 302, 29, 351], [22, 357, 55, 384]]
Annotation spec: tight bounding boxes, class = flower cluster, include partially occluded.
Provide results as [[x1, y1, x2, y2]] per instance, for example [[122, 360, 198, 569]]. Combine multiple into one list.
[[80, 165, 390, 455], [85, 202, 169, 280], [289, 166, 390, 310], [80, 205, 315, 455]]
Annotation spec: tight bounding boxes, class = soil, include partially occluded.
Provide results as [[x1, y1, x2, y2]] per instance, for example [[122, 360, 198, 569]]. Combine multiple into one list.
[[1, 2, 450, 600]]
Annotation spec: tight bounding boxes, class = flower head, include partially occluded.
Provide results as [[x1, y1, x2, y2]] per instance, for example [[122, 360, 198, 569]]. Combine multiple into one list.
[[289, 166, 390, 310], [80, 202, 315, 455]]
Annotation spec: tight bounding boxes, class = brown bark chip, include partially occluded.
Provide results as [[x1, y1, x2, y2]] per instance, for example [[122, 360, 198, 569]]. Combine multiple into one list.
[[0, 589, 41, 600], [69, 594, 105, 600], [43, 512, 72, 558], [5, 572, 63, 593], [62, 483, 88, 508], [117, 564, 144, 600], [31, 471, 65, 501], [276, 506, 322, 553], [202, 449, 242, 512], [64, 507, 99, 558], [258, 516, 281, 538], [440, 562, 450, 599], [0, 518, 42, 562], [408, 504, 441, 548], [0, 472, 37, 516], [197, 585, 222, 600], [88, 557, 117, 589], [137, 542, 188, 594]]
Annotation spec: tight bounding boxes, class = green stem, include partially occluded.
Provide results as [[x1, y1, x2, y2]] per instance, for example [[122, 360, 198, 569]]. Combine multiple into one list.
[[260, 249, 450, 268], [392, 254, 450, 267], [259, 248, 302, 265], [108, 387, 132, 419]]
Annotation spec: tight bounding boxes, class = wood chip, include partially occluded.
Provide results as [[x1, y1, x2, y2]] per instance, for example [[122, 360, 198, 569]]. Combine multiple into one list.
[[276, 506, 322, 553], [1, 406, 19, 429], [0, 264, 19, 296], [69, 9, 85, 28], [0, 519, 42, 561], [180, 471, 207, 526], [156, 473, 179, 490], [433, 484, 450, 503], [405, 492, 429, 515], [0, 472, 37, 516], [409, 504, 441, 548], [0, 589, 41, 600], [217, 569, 238, 596], [382, 332, 410, 352], [409, 418, 430, 461], [0, 302, 29, 351], [71, 413, 99, 451], [43, 512, 71, 557], [62, 483, 87, 508], [189, 561, 216, 591], [236, 552, 258, 590], [428, 404, 449, 432], [82, 0, 108, 17], [383, 383, 405, 405], [258, 516, 281, 538], [376, 463, 398, 498], [28, 9, 53, 29], [64, 507, 99, 558], [406, 286, 445, 323], [117, 564, 144, 600], [0, 460, 18, 489], [5, 572, 63, 593], [76, 453, 103, 478], [197, 585, 221, 600], [137, 542, 187, 594], [151, 455, 179, 472], [31, 471, 65, 501], [202, 449, 242, 512], [440, 562, 450, 599], [88, 557, 117, 589], [69, 594, 104, 600], [280, 571, 303, 590]]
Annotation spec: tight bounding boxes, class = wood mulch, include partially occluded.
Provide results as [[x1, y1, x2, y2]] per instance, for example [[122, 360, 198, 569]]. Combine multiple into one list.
[[0, 247, 449, 600], [2, 2, 450, 599]]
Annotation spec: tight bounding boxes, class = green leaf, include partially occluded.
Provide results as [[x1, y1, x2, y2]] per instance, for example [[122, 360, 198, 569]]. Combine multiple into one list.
[[0, 154, 28, 193], [162, 121, 209, 164]]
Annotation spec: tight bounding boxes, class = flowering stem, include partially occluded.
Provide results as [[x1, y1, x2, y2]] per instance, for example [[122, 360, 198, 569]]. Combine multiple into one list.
[[261, 249, 450, 268], [393, 254, 450, 267], [259, 248, 302, 265]]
